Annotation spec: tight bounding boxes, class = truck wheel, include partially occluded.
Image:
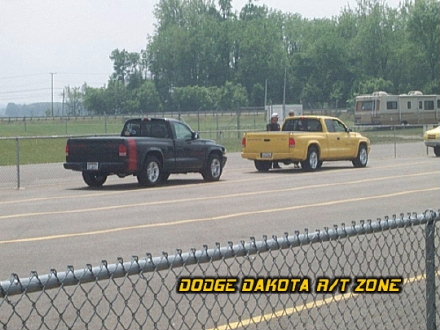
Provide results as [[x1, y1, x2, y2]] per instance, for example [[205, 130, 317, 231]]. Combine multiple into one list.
[[137, 156, 162, 187], [82, 172, 107, 188], [352, 144, 368, 167], [202, 154, 223, 181], [301, 146, 319, 171], [434, 146, 440, 157], [254, 160, 271, 172]]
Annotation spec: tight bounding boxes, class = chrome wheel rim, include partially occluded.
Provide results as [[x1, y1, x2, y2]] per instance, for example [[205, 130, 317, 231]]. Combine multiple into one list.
[[211, 158, 221, 178], [309, 151, 318, 169], [147, 161, 160, 183], [360, 148, 368, 165]]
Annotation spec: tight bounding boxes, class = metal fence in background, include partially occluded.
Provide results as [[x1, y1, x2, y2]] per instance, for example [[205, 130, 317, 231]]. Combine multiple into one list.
[[0, 110, 267, 136], [0, 111, 434, 190], [1, 210, 439, 330]]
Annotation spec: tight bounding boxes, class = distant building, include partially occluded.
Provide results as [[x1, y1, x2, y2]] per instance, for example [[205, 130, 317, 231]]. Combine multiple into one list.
[[266, 104, 303, 122]]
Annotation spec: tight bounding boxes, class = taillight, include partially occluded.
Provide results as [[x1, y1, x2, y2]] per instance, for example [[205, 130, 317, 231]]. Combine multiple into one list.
[[289, 137, 296, 148], [242, 137, 246, 147], [119, 144, 127, 157], [65, 144, 70, 156]]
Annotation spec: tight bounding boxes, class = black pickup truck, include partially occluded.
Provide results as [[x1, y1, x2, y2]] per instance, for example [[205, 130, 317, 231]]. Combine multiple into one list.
[[64, 118, 227, 187]]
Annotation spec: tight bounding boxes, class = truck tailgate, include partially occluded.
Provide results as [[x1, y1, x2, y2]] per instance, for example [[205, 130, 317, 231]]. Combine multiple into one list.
[[244, 132, 292, 155], [66, 137, 126, 163]]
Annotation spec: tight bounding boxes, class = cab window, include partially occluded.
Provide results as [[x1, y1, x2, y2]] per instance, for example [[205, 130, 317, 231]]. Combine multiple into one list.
[[173, 122, 193, 140], [122, 121, 141, 136], [283, 118, 322, 132], [326, 119, 347, 133], [142, 121, 170, 138]]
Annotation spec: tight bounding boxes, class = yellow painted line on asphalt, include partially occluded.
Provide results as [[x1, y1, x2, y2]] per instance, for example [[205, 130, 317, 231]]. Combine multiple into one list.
[[0, 160, 433, 206], [0, 171, 437, 221], [0, 186, 438, 245], [208, 272, 434, 330]]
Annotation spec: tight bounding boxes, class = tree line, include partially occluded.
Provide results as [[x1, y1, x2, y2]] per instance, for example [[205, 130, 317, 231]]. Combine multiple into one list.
[[80, 0, 439, 115]]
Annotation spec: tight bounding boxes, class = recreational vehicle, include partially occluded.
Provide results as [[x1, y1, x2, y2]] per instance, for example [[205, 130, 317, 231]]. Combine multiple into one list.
[[355, 91, 440, 125]]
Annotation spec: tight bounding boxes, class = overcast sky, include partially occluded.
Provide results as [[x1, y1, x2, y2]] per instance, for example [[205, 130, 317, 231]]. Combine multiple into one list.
[[0, 0, 402, 105]]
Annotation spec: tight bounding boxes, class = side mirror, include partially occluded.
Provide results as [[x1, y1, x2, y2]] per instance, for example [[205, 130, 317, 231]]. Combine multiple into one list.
[[192, 131, 200, 140]]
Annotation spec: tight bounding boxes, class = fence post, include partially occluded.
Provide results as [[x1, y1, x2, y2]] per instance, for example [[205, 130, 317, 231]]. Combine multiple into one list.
[[425, 212, 436, 330], [236, 108, 241, 139], [393, 125, 397, 158], [216, 113, 219, 140], [15, 138, 21, 190]]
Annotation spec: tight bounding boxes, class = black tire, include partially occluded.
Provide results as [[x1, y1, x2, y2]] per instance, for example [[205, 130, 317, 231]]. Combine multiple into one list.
[[254, 160, 272, 172], [82, 172, 107, 188], [301, 146, 320, 171], [434, 146, 440, 157], [202, 154, 223, 181], [137, 156, 162, 187], [352, 144, 368, 167]]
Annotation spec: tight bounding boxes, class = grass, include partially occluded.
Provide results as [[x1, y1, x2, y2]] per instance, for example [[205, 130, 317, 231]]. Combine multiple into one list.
[[0, 113, 266, 166], [0, 112, 267, 137], [0, 138, 67, 166], [355, 126, 424, 144]]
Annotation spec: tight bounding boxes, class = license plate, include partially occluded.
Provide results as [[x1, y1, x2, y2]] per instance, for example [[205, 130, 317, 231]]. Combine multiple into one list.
[[428, 134, 436, 139], [261, 152, 272, 158], [87, 162, 99, 170]]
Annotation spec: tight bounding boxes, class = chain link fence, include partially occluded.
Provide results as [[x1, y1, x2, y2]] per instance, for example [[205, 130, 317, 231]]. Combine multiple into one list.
[[1, 210, 439, 330], [0, 110, 266, 136]]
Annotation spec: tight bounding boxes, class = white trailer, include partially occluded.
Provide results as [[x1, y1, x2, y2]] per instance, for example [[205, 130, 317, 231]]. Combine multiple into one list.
[[355, 91, 440, 125]]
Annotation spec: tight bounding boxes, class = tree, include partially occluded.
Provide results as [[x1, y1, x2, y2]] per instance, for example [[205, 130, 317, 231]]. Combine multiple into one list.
[[110, 49, 145, 89], [83, 87, 110, 115], [135, 81, 162, 112], [352, 0, 400, 82], [218, 81, 248, 110], [64, 85, 85, 116], [406, 0, 440, 84]]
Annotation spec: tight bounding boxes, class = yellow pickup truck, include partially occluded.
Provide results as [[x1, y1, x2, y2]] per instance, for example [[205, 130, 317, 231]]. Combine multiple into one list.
[[241, 115, 371, 172], [423, 125, 440, 157]]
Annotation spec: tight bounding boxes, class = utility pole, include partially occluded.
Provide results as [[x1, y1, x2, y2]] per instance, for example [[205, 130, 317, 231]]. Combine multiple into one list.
[[264, 79, 268, 118], [283, 68, 287, 118], [62, 89, 65, 116], [50, 72, 56, 117]]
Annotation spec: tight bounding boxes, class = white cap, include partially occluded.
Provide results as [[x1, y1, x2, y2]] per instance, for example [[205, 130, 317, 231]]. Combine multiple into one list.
[[271, 113, 279, 118]]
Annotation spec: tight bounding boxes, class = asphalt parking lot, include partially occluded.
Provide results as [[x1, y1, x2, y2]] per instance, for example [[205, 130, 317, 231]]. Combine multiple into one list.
[[0, 142, 439, 280]]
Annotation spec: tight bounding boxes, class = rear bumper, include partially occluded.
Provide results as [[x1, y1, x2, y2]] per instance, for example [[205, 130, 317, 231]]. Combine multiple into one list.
[[241, 152, 297, 161], [64, 162, 128, 173]]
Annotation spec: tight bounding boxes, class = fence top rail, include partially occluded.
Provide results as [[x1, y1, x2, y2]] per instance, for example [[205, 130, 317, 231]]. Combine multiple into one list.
[[0, 134, 120, 141], [0, 109, 266, 122], [0, 129, 263, 141], [1, 209, 438, 297]]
